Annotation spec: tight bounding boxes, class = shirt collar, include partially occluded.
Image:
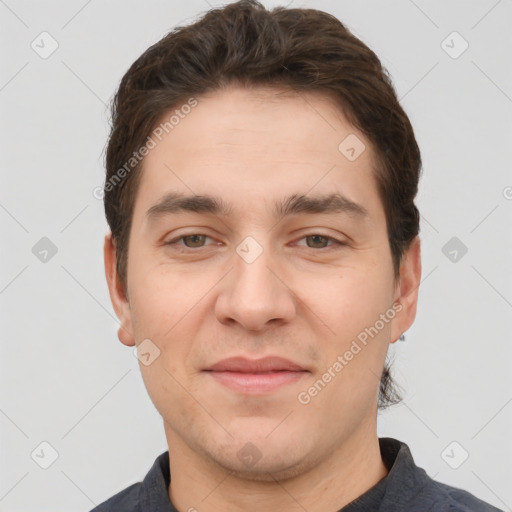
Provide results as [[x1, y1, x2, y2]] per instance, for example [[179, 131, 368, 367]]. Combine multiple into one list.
[[340, 437, 430, 511], [136, 437, 426, 512]]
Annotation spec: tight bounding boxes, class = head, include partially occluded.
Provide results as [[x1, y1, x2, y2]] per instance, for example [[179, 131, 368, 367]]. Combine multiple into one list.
[[104, 0, 421, 479]]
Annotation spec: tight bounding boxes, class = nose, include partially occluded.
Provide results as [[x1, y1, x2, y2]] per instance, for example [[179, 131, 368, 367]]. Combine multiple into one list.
[[214, 242, 297, 332]]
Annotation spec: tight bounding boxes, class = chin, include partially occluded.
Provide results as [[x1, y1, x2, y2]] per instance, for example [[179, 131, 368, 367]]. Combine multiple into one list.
[[201, 432, 322, 483], [213, 450, 313, 482]]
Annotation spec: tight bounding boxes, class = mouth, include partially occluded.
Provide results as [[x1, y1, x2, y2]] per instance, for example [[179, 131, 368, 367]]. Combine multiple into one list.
[[203, 356, 309, 395]]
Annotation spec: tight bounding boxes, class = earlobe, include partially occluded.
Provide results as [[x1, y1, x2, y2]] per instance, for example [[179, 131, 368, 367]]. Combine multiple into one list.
[[117, 326, 135, 346], [390, 236, 422, 344], [103, 232, 136, 347]]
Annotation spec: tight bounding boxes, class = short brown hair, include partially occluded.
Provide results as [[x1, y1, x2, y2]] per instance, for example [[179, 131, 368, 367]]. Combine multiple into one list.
[[104, 0, 421, 408]]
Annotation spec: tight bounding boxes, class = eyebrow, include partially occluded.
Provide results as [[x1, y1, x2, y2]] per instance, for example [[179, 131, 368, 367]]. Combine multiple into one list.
[[145, 192, 369, 222]]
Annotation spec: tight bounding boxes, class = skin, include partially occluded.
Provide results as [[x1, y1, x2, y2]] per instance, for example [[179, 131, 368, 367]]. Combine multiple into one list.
[[104, 84, 421, 512]]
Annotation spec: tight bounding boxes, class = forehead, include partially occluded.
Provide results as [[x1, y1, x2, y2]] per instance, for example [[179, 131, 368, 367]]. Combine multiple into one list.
[[132, 84, 384, 227]]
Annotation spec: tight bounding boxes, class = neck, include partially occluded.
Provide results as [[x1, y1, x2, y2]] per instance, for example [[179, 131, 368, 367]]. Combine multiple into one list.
[[166, 421, 388, 512]]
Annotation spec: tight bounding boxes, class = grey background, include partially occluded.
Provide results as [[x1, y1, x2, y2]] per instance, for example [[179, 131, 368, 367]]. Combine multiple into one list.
[[1, 0, 511, 510]]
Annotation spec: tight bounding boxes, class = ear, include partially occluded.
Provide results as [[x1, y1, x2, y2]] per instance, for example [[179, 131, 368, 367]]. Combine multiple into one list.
[[390, 236, 421, 344], [104, 232, 135, 347]]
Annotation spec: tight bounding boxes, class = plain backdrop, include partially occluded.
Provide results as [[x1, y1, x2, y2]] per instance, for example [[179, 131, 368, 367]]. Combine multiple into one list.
[[1, 1, 511, 511]]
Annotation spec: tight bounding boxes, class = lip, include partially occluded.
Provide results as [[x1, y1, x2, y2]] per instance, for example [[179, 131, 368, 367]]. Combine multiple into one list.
[[206, 356, 306, 373], [204, 356, 308, 395]]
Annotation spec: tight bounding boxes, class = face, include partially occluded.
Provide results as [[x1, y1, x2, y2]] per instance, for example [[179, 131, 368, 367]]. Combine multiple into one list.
[[105, 85, 420, 480]]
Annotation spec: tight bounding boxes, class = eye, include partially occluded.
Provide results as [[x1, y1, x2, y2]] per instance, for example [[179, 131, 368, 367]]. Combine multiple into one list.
[[164, 233, 346, 251], [296, 234, 346, 249], [165, 234, 216, 249]]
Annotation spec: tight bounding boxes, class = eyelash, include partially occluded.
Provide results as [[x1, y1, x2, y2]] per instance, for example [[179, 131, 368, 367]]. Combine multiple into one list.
[[164, 233, 346, 251]]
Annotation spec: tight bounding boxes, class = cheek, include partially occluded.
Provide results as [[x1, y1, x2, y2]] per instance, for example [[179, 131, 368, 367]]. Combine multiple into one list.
[[128, 259, 215, 375], [304, 266, 393, 342], [127, 251, 198, 337], [129, 281, 174, 341]]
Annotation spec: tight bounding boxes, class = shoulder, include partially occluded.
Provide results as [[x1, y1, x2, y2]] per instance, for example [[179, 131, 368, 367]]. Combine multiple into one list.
[[88, 451, 170, 512], [378, 438, 502, 512], [422, 479, 503, 512], [89, 482, 141, 512]]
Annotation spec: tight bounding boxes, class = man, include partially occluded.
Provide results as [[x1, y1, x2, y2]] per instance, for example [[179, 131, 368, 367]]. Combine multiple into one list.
[[93, 1, 501, 510]]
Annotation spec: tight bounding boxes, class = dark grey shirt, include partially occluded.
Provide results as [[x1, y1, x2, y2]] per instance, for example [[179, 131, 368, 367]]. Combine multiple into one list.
[[91, 437, 502, 511]]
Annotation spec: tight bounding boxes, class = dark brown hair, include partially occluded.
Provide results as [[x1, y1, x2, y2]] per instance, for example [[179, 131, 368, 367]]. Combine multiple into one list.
[[104, 0, 421, 408]]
